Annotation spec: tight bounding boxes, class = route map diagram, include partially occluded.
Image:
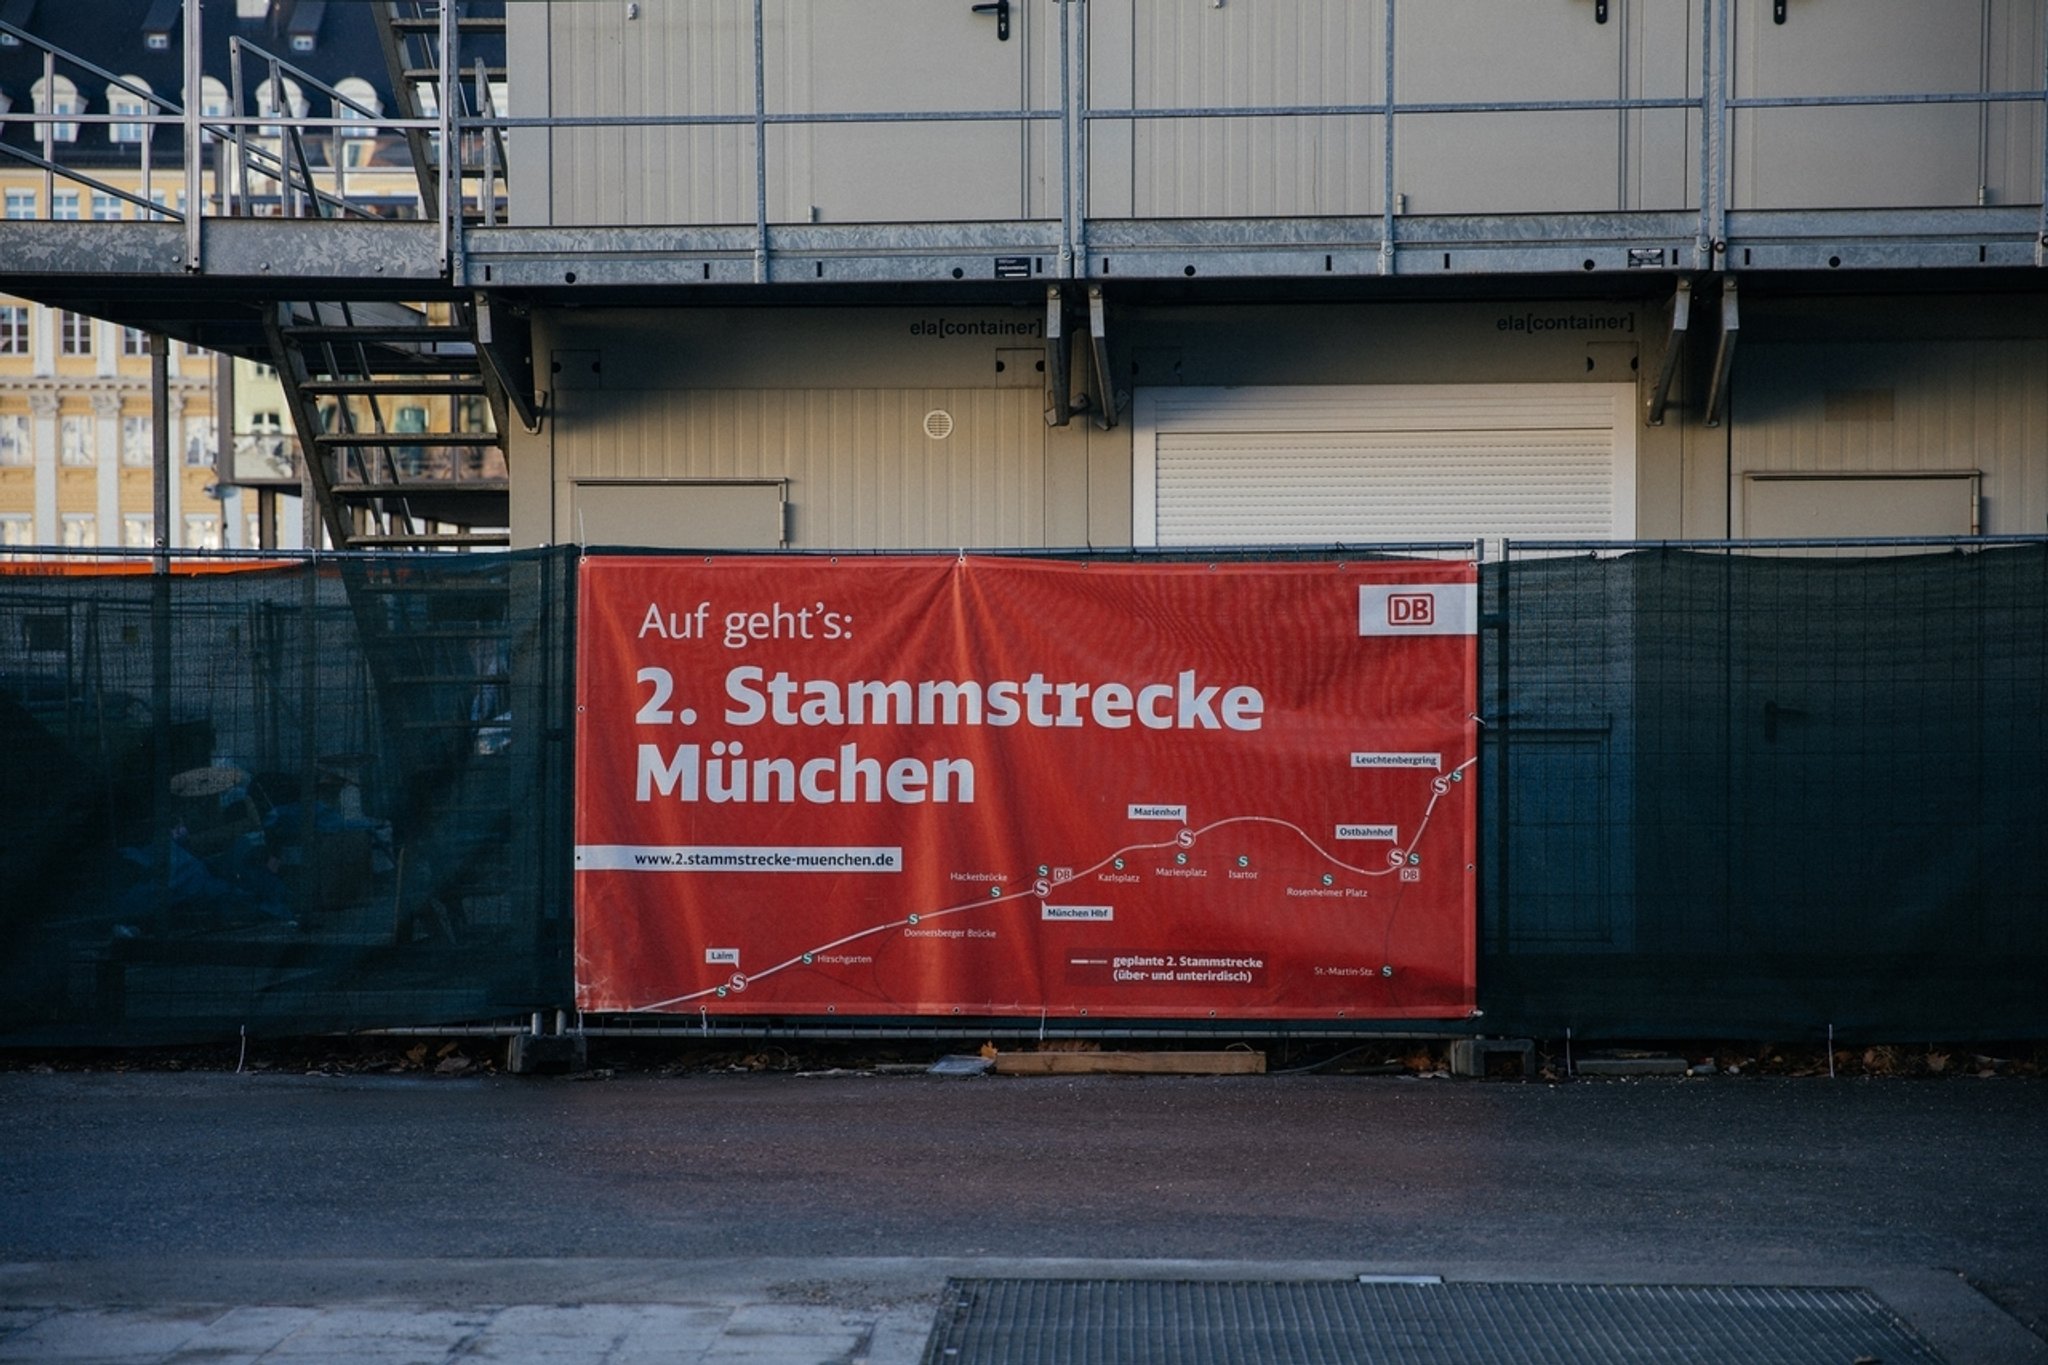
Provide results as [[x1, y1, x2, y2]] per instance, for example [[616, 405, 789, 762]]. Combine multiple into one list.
[[573, 555, 1480, 1021]]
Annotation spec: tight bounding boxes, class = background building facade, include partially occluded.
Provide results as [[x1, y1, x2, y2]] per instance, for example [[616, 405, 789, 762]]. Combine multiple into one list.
[[0, 0, 435, 551]]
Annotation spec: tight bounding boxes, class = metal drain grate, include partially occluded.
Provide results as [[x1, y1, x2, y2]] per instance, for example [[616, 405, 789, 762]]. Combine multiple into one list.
[[919, 1279, 1947, 1365]]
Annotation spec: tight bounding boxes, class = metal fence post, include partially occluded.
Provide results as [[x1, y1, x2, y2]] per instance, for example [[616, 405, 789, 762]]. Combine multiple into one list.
[[1495, 537, 1511, 956], [1696, 0, 1713, 265], [753, 0, 769, 284], [150, 334, 170, 576], [1380, 0, 1397, 277], [2039, 16, 2048, 266], [182, 0, 202, 268], [1059, 0, 1073, 279], [39, 49, 53, 219], [150, 332, 173, 921], [1706, 0, 1729, 263], [1472, 537, 1489, 956], [231, 40, 250, 216], [1071, 0, 1090, 280], [439, 0, 458, 277]]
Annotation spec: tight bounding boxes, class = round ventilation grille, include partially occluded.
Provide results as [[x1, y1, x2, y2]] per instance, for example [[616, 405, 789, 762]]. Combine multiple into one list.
[[923, 409, 955, 441]]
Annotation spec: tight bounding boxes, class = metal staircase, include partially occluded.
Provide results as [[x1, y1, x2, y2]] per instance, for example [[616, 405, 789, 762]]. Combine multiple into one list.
[[265, 299, 509, 549], [262, 2, 528, 552], [376, 0, 509, 228]]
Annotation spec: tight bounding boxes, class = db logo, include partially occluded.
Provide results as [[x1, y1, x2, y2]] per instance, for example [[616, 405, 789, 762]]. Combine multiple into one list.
[[1387, 593, 1435, 627]]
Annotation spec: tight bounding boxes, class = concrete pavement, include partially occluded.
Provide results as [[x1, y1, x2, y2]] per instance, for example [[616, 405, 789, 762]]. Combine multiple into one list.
[[2, 1069, 2043, 1363]]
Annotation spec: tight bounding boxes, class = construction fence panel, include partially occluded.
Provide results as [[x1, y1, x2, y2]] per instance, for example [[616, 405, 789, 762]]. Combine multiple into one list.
[[1483, 543, 2048, 1041], [0, 548, 577, 1046]]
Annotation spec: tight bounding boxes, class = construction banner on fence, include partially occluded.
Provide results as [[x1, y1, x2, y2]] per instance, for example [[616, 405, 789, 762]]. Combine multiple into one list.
[[573, 555, 1478, 1020]]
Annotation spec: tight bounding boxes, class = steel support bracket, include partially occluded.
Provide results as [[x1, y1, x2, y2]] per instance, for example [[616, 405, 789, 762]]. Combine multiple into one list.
[[475, 292, 542, 435], [1704, 278, 1739, 429], [1086, 284, 1117, 431], [1043, 286, 1072, 428], [1645, 278, 1691, 427]]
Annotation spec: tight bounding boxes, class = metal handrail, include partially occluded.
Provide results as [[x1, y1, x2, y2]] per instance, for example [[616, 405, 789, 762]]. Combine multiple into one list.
[[442, 0, 2048, 282], [230, 36, 405, 221], [3, 0, 2045, 282], [0, 140, 180, 221]]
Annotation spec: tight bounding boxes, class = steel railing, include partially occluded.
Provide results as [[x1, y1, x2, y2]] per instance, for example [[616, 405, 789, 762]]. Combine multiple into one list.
[[1, 0, 2044, 278]]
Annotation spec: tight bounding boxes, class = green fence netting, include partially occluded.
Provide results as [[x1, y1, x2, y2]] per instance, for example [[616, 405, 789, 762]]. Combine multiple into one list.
[[0, 548, 576, 1045], [1483, 543, 2048, 1040]]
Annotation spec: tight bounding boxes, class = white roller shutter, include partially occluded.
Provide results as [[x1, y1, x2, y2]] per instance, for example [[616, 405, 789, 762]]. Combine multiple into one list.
[[1134, 384, 1636, 549]]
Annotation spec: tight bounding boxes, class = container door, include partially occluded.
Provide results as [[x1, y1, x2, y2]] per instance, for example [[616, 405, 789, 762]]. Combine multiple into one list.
[[785, 0, 1041, 223]]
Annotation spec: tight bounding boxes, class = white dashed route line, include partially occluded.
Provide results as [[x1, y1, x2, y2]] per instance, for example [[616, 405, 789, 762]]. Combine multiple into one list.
[[629, 755, 1477, 1011]]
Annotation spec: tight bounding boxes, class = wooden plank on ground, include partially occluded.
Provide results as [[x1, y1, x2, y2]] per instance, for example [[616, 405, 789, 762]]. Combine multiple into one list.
[[991, 1050, 1266, 1076]]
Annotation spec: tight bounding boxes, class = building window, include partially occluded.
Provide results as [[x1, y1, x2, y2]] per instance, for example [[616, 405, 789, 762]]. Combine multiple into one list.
[[3, 190, 34, 220], [31, 75, 82, 144], [334, 77, 382, 134], [0, 306, 27, 355], [59, 312, 92, 355], [0, 515, 32, 552], [91, 194, 122, 221], [195, 77, 229, 145], [111, 107, 149, 144], [122, 415, 151, 467], [122, 327, 150, 356], [51, 192, 80, 221], [254, 76, 309, 137], [0, 414, 29, 466], [240, 411, 292, 481], [107, 78, 153, 144], [61, 513, 98, 548], [60, 415, 94, 466], [183, 417, 216, 468], [122, 514, 153, 549], [183, 514, 219, 550]]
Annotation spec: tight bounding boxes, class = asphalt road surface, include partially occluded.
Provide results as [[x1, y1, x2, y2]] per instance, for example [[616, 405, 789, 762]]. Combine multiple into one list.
[[2, 1069, 2043, 1362]]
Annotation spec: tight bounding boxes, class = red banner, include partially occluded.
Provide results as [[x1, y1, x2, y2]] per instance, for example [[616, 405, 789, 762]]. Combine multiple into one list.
[[574, 555, 1478, 1019]]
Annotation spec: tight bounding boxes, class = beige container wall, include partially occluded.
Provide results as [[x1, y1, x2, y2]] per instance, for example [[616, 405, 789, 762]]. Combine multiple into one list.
[[1986, 0, 2048, 204], [509, 1, 2038, 228], [527, 308, 1092, 549], [789, 0, 1052, 224], [514, 301, 1701, 550], [1730, 0, 2044, 209], [510, 296, 2048, 552], [1085, 0, 1387, 221], [552, 385, 1079, 548], [1625, 1, 1705, 213], [1727, 297, 2048, 536], [1388, 0, 1666, 218], [511, 0, 1053, 227]]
